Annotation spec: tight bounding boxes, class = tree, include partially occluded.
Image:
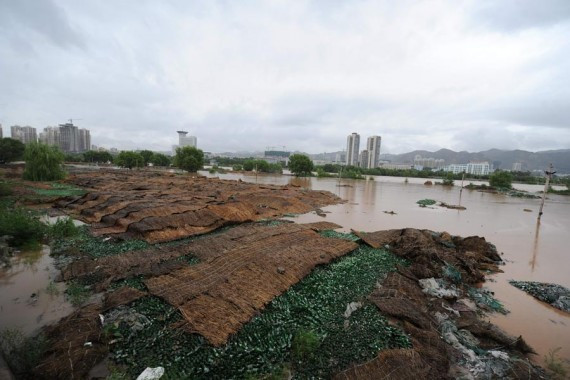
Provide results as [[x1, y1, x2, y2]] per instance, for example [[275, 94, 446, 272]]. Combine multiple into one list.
[[289, 154, 314, 176], [23, 143, 65, 181], [151, 153, 171, 167], [173, 146, 204, 172], [489, 170, 513, 189], [243, 160, 255, 171], [139, 150, 154, 166], [115, 151, 144, 169], [83, 150, 113, 163], [442, 172, 455, 186], [0, 138, 25, 163]]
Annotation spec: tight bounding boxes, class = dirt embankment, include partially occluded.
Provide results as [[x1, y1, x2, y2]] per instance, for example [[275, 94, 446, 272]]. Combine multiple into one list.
[[55, 170, 343, 243], [337, 229, 545, 380]]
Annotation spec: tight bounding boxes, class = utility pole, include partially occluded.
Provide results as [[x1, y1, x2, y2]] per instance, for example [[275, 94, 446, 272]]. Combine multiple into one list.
[[538, 163, 555, 220]]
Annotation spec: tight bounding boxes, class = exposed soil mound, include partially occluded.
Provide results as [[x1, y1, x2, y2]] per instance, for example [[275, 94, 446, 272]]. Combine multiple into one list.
[[56, 170, 343, 243], [339, 228, 545, 380]]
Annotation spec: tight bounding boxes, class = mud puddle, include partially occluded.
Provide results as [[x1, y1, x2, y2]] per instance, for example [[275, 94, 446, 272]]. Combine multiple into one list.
[[0, 245, 74, 336]]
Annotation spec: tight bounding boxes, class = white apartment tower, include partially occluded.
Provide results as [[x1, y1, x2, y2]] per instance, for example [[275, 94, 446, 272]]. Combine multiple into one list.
[[366, 136, 381, 168], [39, 127, 60, 146], [10, 125, 37, 144], [78, 129, 91, 152], [0, 124, 3, 138], [346, 133, 360, 166], [359, 150, 369, 169]]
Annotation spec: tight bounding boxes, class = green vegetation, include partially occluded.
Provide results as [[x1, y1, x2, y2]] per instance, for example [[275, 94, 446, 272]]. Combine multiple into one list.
[[416, 199, 437, 207], [151, 153, 171, 167], [109, 244, 409, 378], [0, 181, 13, 197], [319, 230, 360, 242], [0, 138, 25, 163], [0, 207, 45, 248], [52, 225, 148, 259], [23, 143, 65, 181], [288, 154, 314, 177], [109, 275, 148, 291], [65, 281, 91, 306], [174, 146, 204, 173], [441, 172, 455, 186], [489, 170, 513, 189], [544, 347, 568, 380], [0, 328, 47, 377], [243, 159, 283, 174], [82, 150, 114, 163], [139, 150, 154, 166], [291, 329, 320, 361], [115, 151, 145, 169], [48, 217, 80, 240], [31, 182, 86, 197], [232, 164, 243, 171]]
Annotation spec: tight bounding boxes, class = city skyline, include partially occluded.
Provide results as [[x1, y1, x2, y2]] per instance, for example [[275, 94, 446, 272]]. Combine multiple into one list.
[[0, 1, 569, 154]]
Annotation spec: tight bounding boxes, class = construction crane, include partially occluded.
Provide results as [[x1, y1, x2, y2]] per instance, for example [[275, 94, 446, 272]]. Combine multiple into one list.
[[68, 118, 83, 125]]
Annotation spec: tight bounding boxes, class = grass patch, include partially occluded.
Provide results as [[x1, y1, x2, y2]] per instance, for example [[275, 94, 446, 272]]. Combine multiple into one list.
[[0, 207, 46, 248], [65, 281, 92, 306], [48, 217, 80, 239], [109, 245, 410, 379], [30, 182, 86, 197], [0, 328, 47, 377], [52, 225, 148, 259]]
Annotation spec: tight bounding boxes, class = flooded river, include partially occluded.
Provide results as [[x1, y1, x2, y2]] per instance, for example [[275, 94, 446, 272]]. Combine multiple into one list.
[[205, 171, 570, 364], [1, 171, 567, 367]]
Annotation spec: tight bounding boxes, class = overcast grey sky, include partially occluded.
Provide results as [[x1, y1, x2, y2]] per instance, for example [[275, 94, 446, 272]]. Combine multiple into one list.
[[1, 0, 569, 154]]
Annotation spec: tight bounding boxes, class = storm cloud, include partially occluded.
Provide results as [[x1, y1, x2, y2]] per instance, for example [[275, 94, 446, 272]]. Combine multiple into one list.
[[0, 0, 569, 153]]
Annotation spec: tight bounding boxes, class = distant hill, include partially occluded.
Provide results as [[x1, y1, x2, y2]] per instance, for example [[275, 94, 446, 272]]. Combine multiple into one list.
[[380, 149, 570, 173]]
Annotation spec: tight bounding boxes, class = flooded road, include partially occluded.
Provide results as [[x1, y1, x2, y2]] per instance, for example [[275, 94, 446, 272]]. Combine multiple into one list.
[[0, 246, 73, 336], [205, 171, 570, 364]]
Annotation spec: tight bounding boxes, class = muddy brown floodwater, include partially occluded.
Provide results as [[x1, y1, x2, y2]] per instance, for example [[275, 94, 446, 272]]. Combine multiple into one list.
[[204, 171, 570, 365], [0, 246, 74, 336]]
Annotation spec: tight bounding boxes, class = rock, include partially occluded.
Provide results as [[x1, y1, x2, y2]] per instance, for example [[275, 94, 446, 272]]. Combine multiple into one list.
[[424, 181, 433, 185], [276, 266, 286, 274], [343, 302, 363, 319], [136, 367, 165, 380]]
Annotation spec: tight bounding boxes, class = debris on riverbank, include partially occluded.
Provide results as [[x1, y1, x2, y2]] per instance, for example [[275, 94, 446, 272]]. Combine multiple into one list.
[[340, 228, 545, 379], [439, 202, 466, 210], [510, 281, 570, 313]]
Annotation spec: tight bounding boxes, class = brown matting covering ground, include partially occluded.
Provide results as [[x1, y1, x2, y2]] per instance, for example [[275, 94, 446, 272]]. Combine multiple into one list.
[[56, 170, 343, 243], [34, 222, 356, 379], [146, 222, 358, 346]]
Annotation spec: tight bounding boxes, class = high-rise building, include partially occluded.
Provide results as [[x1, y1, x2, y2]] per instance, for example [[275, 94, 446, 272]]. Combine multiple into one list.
[[345, 133, 360, 166], [177, 131, 197, 148], [59, 123, 79, 153], [10, 125, 37, 144], [78, 129, 91, 152], [39, 127, 61, 146], [512, 162, 523, 172], [366, 136, 381, 168], [359, 150, 369, 169], [0, 124, 3, 138]]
